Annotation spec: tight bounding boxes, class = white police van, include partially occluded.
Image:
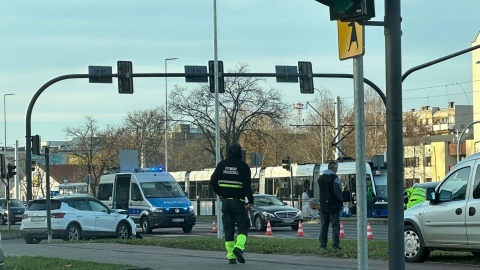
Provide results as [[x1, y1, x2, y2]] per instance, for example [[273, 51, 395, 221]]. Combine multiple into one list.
[[97, 167, 196, 233]]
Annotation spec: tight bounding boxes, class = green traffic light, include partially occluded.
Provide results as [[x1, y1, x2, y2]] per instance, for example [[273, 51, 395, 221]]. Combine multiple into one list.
[[331, 0, 355, 12]]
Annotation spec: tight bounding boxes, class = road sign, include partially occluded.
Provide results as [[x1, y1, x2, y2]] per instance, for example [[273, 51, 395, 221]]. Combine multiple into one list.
[[275, 66, 298, 83], [88, 66, 113, 83], [337, 21, 364, 60], [184, 65, 208, 83]]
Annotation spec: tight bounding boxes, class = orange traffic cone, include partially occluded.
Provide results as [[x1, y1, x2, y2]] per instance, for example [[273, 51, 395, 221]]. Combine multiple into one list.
[[339, 221, 346, 238], [367, 222, 374, 240], [265, 220, 273, 235], [296, 221, 305, 237], [211, 220, 217, 233]]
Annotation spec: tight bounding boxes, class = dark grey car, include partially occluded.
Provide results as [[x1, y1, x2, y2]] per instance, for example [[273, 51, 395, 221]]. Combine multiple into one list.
[[0, 198, 25, 225], [248, 194, 303, 231]]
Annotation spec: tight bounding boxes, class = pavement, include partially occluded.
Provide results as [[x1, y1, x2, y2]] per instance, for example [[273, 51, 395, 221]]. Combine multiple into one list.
[[2, 238, 478, 270]]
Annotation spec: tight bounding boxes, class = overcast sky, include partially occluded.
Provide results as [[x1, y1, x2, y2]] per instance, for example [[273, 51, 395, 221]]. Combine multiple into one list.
[[0, 0, 479, 146]]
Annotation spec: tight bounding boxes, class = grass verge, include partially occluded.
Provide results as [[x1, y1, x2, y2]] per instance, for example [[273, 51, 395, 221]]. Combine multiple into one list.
[[90, 237, 480, 265], [5, 256, 136, 270]]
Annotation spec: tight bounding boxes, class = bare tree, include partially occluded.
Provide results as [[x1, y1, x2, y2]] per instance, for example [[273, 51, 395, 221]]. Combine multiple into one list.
[[169, 63, 290, 162], [64, 116, 109, 195]]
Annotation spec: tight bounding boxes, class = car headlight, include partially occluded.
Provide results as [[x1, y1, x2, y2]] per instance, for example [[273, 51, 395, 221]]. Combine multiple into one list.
[[150, 207, 164, 213], [263, 212, 275, 218], [296, 211, 303, 219], [188, 205, 194, 212]]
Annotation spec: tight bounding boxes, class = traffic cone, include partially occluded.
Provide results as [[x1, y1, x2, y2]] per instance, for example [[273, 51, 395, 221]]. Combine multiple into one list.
[[339, 221, 346, 238], [211, 220, 217, 233], [296, 221, 305, 237], [367, 222, 374, 240], [265, 220, 273, 235]]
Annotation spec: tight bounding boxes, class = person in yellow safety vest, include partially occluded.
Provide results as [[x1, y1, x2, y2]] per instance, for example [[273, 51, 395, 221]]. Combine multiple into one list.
[[405, 188, 426, 209]]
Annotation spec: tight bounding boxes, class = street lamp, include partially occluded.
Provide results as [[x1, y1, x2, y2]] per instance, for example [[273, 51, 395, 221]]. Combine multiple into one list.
[[457, 120, 480, 163], [3, 93, 14, 164], [3, 93, 14, 201], [164, 57, 178, 171]]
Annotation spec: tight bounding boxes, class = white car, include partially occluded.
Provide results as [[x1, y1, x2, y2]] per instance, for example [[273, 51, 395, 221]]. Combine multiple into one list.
[[20, 194, 136, 244]]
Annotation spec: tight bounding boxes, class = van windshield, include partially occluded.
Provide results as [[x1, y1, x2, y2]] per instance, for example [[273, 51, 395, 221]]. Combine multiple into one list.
[[140, 182, 185, 198]]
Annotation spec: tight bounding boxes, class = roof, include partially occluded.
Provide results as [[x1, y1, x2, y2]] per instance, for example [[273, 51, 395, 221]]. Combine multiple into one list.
[[37, 164, 86, 185]]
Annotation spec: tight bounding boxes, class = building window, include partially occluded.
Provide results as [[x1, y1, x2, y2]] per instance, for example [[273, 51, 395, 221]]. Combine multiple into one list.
[[404, 157, 419, 167], [424, 156, 431, 167]]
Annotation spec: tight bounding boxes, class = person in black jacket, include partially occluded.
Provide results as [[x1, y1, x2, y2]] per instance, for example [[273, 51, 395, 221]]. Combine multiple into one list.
[[210, 143, 254, 264], [318, 160, 343, 250]]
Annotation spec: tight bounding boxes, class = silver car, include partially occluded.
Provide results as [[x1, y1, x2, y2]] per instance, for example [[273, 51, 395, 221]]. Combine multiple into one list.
[[404, 152, 480, 262]]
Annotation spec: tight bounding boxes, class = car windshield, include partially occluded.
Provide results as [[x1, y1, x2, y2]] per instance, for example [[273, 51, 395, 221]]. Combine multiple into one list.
[[141, 182, 185, 198], [254, 196, 284, 206], [9, 199, 24, 207]]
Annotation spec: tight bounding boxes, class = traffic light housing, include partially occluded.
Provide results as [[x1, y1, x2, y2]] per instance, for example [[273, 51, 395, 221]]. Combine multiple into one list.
[[315, 0, 375, 22], [31, 161, 36, 172], [117, 61, 134, 94], [32, 135, 41, 155], [282, 157, 291, 171], [208, 60, 225, 93], [7, 164, 16, 179], [298, 61, 314, 94]]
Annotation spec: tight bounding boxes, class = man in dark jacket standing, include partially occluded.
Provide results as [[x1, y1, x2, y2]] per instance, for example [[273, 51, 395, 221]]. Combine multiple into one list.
[[318, 160, 343, 250], [210, 143, 254, 264]]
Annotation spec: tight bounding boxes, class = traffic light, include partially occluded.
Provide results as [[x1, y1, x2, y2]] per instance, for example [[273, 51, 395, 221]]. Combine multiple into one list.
[[298, 61, 314, 94], [7, 164, 16, 179], [282, 157, 291, 171], [208, 60, 225, 93], [315, 0, 375, 22], [32, 135, 41, 155], [117, 61, 134, 94], [31, 161, 36, 172]]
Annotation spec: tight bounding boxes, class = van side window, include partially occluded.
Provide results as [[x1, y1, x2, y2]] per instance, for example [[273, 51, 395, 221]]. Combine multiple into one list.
[[473, 165, 480, 199], [131, 183, 142, 201], [438, 166, 470, 201], [98, 184, 113, 200]]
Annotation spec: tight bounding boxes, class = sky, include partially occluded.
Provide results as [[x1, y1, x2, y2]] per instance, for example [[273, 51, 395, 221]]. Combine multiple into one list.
[[0, 0, 479, 147]]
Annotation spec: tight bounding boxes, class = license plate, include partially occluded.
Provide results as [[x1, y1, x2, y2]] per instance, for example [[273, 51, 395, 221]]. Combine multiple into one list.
[[172, 218, 184, 222], [31, 217, 45, 222], [282, 218, 294, 223]]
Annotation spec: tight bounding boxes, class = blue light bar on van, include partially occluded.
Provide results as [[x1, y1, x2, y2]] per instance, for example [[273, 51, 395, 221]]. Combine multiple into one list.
[[149, 166, 164, 172], [133, 166, 164, 173]]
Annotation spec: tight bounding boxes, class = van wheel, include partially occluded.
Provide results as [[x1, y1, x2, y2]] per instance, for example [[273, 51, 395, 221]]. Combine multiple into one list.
[[64, 224, 81, 241], [116, 222, 131, 239], [254, 216, 265, 231], [141, 217, 152, 234], [404, 224, 429, 262], [182, 226, 193, 233], [24, 236, 41, 244]]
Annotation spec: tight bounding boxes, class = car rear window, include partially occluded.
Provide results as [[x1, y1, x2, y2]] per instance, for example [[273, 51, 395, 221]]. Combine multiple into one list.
[[27, 200, 62, 210]]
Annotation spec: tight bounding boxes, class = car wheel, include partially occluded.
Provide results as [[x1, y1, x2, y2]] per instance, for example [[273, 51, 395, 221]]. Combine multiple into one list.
[[141, 217, 152, 234], [64, 224, 81, 241], [254, 215, 265, 231], [182, 226, 193, 233], [116, 222, 131, 239], [0, 215, 5, 225], [404, 224, 430, 262], [24, 236, 41, 244], [291, 224, 299, 230], [472, 252, 480, 258]]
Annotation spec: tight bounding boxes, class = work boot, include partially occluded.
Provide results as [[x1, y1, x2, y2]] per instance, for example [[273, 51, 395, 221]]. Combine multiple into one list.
[[228, 259, 237, 264], [233, 247, 245, 263]]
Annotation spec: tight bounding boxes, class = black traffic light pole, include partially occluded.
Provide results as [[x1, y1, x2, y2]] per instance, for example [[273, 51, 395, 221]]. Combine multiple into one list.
[[25, 71, 384, 202]]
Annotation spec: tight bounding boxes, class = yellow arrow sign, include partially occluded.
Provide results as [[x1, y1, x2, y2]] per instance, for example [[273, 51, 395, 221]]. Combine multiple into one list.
[[337, 21, 364, 60]]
